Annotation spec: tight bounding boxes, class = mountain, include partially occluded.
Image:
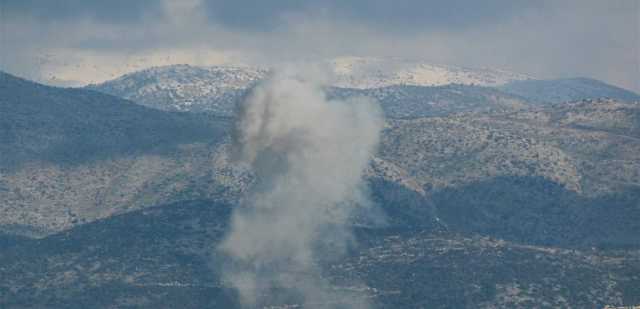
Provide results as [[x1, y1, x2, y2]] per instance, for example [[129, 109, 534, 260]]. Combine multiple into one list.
[[0, 71, 228, 168], [3, 71, 639, 250], [1, 199, 638, 308], [88, 59, 534, 116], [90, 71, 536, 118], [0, 71, 237, 237], [328, 56, 532, 89], [327, 84, 531, 118], [1, 73, 432, 237], [2, 73, 640, 307], [376, 98, 640, 247], [89, 60, 638, 119], [378, 98, 640, 196], [500, 78, 640, 104], [86, 64, 266, 115]]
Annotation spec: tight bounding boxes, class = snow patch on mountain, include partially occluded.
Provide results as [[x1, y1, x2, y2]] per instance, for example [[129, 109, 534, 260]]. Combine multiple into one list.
[[328, 56, 532, 89], [88, 64, 267, 114], [89, 58, 533, 114]]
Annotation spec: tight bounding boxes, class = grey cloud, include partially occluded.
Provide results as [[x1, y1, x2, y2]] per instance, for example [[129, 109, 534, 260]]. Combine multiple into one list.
[[2, 0, 540, 30], [0, 0, 164, 23], [200, 0, 542, 32]]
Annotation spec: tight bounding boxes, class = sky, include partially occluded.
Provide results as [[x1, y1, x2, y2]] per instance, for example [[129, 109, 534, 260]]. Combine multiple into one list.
[[1, 0, 638, 91]]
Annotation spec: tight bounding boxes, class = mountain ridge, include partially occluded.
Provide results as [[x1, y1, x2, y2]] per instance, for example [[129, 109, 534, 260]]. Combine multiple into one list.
[[1, 69, 640, 308], [1, 198, 638, 308], [328, 56, 533, 88], [87, 61, 639, 117], [2, 74, 639, 242], [500, 77, 640, 104]]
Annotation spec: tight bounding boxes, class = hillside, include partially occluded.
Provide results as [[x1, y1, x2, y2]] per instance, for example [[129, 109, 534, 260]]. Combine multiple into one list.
[[2, 73, 639, 249], [86, 64, 266, 115], [88, 62, 639, 119], [2, 73, 640, 308], [500, 78, 640, 104], [328, 84, 531, 118], [0, 72, 237, 236], [376, 99, 640, 247], [88, 60, 535, 116], [328, 56, 532, 89], [0, 71, 228, 168], [1, 200, 637, 308]]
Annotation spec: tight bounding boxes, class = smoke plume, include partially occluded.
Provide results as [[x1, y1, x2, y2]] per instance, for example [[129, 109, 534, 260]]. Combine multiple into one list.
[[218, 67, 383, 307]]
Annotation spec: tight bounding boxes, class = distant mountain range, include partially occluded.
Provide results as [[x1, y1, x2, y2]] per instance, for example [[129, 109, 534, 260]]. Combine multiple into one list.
[[3, 70, 639, 243], [87, 59, 639, 116], [86, 64, 266, 114], [327, 56, 532, 88], [1, 69, 639, 308]]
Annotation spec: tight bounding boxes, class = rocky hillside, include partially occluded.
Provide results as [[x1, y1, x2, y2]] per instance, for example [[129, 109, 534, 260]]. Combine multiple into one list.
[[0, 72, 239, 237], [88, 61, 639, 118], [328, 56, 532, 89], [1, 200, 638, 308], [2, 74, 639, 307], [0, 72, 425, 237], [2, 72, 639, 249], [86, 64, 266, 115], [500, 78, 640, 104], [0, 71, 227, 169], [88, 59, 536, 115], [376, 99, 640, 247], [328, 84, 531, 118], [379, 99, 640, 196]]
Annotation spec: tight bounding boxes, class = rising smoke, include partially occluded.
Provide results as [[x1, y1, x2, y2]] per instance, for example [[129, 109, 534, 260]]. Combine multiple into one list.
[[218, 67, 383, 307]]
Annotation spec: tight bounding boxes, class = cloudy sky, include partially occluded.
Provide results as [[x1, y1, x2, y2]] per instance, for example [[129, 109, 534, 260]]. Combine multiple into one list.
[[1, 0, 638, 91]]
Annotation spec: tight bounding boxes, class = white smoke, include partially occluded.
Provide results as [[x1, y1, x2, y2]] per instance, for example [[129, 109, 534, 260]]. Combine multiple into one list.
[[218, 66, 383, 307]]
